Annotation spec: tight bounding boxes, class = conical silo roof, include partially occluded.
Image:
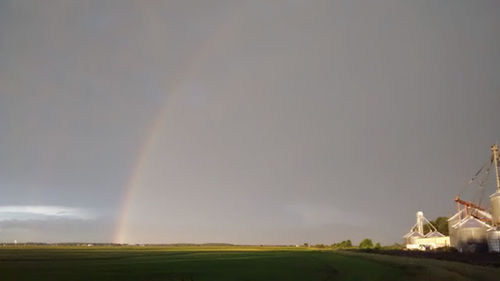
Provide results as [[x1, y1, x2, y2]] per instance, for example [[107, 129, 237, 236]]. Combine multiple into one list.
[[456, 216, 490, 229], [425, 231, 445, 238], [404, 231, 424, 238]]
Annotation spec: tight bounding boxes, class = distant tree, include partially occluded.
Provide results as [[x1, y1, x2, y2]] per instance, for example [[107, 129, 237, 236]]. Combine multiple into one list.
[[332, 240, 352, 249], [374, 242, 381, 249], [424, 217, 449, 235], [359, 238, 373, 249], [303, 243, 309, 247]]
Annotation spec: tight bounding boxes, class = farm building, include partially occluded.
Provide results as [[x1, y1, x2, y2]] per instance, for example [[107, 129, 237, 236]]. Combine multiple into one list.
[[405, 145, 500, 252], [403, 211, 450, 250]]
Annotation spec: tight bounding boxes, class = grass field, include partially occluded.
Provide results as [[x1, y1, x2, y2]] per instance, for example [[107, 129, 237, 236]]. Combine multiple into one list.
[[0, 246, 498, 281]]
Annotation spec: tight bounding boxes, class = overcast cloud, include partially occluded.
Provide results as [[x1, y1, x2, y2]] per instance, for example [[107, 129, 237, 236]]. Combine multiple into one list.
[[1, 0, 499, 244]]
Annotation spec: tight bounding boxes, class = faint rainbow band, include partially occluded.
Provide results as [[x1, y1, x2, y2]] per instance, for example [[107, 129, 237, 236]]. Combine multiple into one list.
[[113, 5, 241, 244]]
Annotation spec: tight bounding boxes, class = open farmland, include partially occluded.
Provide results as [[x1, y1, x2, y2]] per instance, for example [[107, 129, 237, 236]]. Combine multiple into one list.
[[0, 246, 498, 281]]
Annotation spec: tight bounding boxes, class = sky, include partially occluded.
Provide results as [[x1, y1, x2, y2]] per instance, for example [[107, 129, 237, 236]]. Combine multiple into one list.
[[0, 0, 499, 245]]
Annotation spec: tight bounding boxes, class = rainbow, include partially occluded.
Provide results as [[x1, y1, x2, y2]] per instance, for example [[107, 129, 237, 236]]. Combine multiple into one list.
[[113, 7, 240, 244]]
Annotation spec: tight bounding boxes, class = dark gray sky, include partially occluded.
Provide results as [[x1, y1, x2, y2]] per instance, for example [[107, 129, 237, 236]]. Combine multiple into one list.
[[1, 0, 499, 245]]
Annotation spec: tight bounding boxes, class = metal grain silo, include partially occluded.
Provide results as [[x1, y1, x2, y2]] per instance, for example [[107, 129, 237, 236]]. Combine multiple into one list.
[[448, 210, 465, 247], [490, 191, 500, 226], [487, 227, 500, 252], [456, 217, 489, 253], [404, 231, 424, 245]]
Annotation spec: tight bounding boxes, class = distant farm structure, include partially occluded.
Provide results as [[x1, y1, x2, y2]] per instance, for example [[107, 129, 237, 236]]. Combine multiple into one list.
[[404, 211, 450, 250], [404, 144, 500, 252]]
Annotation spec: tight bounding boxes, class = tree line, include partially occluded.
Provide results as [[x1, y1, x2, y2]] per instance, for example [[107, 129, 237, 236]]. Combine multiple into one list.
[[423, 216, 449, 235], [308, 239, 400, 250]]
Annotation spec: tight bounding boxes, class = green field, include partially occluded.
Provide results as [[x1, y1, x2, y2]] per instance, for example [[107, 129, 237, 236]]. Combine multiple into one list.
[[0, 246, 498, 281]]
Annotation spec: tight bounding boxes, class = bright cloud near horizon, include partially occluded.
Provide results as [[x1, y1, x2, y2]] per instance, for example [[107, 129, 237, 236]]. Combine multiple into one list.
[[1, 0, 500, 245], [0, 206, 93, 221]]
